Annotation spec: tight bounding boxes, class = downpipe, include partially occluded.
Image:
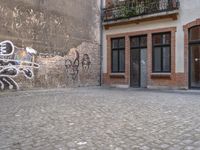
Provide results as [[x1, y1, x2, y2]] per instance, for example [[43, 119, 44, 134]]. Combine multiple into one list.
[[99, 0, 103, 86]]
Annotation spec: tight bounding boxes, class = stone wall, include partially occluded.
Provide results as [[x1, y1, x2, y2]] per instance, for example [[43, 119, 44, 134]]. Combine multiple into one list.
[[0, 0, 100, 90]]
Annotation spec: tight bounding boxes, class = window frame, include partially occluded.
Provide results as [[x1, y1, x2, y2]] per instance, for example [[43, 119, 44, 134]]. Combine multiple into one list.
[[189, 25, 200, 44], [111, 37, 125, 73], [130, 35, 147, 49], [152, 32, 171, 73]]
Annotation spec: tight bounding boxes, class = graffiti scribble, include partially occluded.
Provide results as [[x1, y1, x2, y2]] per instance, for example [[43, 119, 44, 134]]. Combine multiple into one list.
[[82, 54, 91, 71], [0, 40, 15, 56], [65, 50, 79, 81], [0, 40, 39, 90]]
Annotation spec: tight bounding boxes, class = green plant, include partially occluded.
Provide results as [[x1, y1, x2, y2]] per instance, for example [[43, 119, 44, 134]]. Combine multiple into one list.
[[135, 3, 145, 14], [117, 5, 137, 18], [115, 1, 147, 19]]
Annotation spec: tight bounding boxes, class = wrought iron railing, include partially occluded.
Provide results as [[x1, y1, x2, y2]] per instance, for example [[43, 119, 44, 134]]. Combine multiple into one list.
[[103, 0, 180, 22]]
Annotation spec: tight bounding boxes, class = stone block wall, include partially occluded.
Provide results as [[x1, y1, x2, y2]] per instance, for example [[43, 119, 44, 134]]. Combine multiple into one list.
[[0, 0, 100, 90]]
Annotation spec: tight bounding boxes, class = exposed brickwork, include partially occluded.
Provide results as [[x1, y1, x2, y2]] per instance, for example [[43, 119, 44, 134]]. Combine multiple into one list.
[[103, 27, 187, 88], [105, 0, 113, 8]]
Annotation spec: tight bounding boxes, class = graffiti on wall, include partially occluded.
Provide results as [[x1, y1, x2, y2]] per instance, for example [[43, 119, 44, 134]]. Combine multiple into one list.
[[64, 48, 91, 81], [0, 4, 69, 47], [65, 49, 80, 81], [0, 40, 39, 90], [82, 54, 91, 71], [38, 51, 65, 58]]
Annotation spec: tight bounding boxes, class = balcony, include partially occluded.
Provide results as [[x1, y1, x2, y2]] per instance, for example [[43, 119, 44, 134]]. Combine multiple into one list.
[[103, 0, 180, 28]]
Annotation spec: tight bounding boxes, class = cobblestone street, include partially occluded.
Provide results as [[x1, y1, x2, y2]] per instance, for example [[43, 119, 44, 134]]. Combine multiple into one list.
[[1, 87, 200, 150]]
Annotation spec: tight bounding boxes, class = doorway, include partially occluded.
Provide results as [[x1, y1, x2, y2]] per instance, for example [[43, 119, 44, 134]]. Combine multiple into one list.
[[189, 26, 200, 88], [130, 35, 147, 88]]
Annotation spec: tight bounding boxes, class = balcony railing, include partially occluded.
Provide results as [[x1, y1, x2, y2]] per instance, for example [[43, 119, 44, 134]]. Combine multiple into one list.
[[103, 0, 180, 22]]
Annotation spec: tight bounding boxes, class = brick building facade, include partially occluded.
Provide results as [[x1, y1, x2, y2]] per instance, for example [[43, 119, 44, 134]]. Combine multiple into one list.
[[102, 0, 200, 89]]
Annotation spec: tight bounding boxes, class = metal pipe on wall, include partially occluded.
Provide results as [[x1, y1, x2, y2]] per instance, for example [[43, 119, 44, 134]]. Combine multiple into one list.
[[99, 0, 103, 86]]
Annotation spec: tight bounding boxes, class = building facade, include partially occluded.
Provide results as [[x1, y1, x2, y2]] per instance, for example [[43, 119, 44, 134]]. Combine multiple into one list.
[[0, 0, 101, 90], [102, 0, 200, 89]]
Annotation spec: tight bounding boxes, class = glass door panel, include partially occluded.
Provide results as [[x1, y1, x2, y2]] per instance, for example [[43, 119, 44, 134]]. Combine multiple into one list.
[[190, 45, 200, 88]]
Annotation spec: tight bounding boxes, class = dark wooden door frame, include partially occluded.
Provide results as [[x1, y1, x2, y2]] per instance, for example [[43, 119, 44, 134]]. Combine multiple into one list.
[[130, 35, 147, 88], [189, 43, 200, 89], [188, 25, 200, 89]]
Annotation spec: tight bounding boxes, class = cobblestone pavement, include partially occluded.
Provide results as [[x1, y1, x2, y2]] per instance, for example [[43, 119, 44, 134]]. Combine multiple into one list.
[[1, 87, 200, 150]]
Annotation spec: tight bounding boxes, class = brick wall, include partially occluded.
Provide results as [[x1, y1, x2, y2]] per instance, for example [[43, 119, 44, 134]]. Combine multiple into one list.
[[106, 0, 113, 8]]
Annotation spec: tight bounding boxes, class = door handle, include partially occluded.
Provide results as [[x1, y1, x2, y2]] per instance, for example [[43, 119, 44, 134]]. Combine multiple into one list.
[[195, 58, 200, 62]]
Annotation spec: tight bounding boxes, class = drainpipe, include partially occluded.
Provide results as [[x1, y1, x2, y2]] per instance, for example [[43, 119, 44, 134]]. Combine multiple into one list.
[[99, 0, 103, 86]]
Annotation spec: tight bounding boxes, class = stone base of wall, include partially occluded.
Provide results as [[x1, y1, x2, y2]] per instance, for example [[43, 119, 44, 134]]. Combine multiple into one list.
[[103, 73, 188, 90]]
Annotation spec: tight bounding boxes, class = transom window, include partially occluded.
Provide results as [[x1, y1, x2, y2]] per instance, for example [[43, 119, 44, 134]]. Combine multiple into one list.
[[189, 26, 200, 42], [111, 38, 125, 73], [130, 35, 147, 48], [152, 32, 171, 73]]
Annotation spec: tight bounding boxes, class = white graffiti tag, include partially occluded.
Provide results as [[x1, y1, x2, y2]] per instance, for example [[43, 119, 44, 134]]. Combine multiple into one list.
[[0, 40, 15, 56], [0, 40, 39, 90]]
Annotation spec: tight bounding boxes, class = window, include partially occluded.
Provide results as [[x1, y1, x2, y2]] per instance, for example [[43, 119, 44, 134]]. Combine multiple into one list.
[[130, 35, 147, 48], [189, 26, 200, 42], [152, 32, 171, 73], [111, 38, 125, 73]]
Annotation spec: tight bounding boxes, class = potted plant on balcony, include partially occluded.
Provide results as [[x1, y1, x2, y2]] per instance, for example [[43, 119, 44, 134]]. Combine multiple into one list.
[[116, 0, 146, 18], [117, 5, 137, 18], [135, 1, 145, 15]]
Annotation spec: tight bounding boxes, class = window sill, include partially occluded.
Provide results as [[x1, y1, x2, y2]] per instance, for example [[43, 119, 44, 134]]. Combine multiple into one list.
[[109, 73, 125, 78], [151, 73, 171, 79]]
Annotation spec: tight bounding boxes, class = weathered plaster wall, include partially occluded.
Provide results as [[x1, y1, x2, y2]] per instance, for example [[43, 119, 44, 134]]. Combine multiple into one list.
[[0, 0, 100, 90]]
